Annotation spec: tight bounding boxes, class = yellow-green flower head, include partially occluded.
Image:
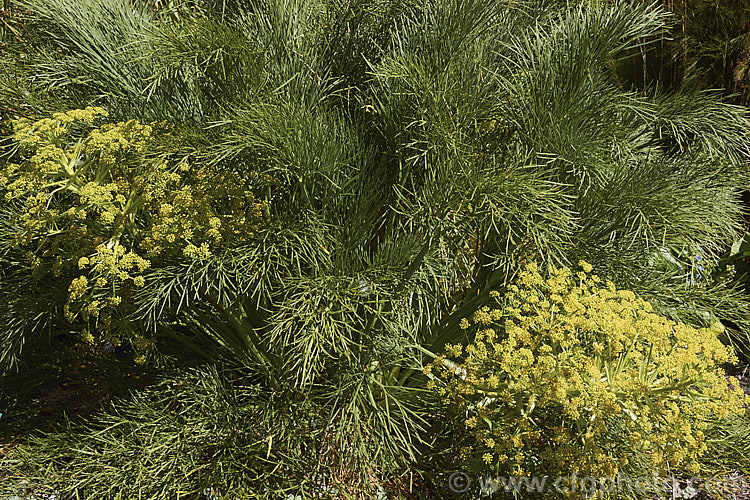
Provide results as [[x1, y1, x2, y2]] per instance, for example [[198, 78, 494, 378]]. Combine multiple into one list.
[[2, 108, 270, 357], [426, 261, 749, 479]]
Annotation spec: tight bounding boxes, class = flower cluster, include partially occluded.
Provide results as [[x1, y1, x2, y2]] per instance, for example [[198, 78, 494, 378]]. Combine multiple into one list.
[[0, 109, 269, 362], [138, 162, 266, 260], [427, 261, 749, 486]]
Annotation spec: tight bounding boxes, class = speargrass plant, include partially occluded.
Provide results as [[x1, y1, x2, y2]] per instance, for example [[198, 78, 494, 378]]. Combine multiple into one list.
[[2, 0, 750, 496]]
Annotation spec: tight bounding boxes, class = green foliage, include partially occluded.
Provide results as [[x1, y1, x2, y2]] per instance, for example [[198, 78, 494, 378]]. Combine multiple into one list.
[[651, 0, 750, 102], [2, 0, 750, 496], [0, 366, 357, 499]]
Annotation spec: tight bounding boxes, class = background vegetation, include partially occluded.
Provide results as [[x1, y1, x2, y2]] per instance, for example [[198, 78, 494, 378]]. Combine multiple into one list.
[[1, 0, 749, 498]]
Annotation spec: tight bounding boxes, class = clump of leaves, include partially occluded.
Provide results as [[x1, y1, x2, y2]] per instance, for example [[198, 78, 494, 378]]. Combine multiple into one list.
[[0, 366, 340, 500]]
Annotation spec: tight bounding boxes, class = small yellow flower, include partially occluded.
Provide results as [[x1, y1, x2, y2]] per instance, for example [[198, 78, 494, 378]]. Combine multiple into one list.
[[68, 276, 89, 301], [445, 343, 463, 358]]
